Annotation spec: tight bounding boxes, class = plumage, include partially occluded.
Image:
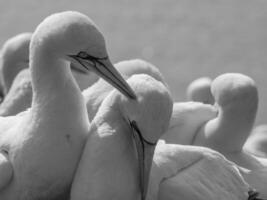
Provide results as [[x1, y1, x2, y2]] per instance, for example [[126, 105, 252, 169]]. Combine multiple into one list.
[[71, 74, 173, 200], [244, 125, 267, 158], [161, 101, 218, 144], [0, 33, 32, 97], [147, 141, 251, 200], [0, 69, 32, 116]]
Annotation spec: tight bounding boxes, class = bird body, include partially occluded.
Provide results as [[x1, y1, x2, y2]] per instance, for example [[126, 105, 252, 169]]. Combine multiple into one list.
[[147, 141, 251, 200], [244, 125, 267, 158], [161, 101, 217, 144]]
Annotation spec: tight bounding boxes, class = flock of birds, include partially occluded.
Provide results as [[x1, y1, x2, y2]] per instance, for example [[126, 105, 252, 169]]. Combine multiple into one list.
[[0, 10, 266, 200]]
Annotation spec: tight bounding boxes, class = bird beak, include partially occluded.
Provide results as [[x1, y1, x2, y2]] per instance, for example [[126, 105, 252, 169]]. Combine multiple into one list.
[[70, 62, 89, 75], [68, 54, 136, 99], [130, 120, 156, 200]]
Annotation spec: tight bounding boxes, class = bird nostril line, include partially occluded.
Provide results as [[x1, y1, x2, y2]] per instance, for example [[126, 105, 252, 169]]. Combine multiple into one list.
[[77, 51, 109, 61]]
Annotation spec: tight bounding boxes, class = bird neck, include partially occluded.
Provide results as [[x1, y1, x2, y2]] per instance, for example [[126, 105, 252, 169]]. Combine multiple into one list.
[[6, 62, 28, 94], [72, 106, 140, 200], [29, 45, 89, 134], [30, 45, 80, 105], [200, 106, 255, 152]]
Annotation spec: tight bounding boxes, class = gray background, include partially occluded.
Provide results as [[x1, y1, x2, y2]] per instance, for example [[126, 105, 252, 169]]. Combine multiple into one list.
[[1, 0, 266, 125]]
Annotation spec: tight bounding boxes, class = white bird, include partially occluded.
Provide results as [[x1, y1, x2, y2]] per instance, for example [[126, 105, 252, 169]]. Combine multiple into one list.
[[191, 73, 267, 198], [70, 74, 173, 200], [186, 76, 214, 104], [0, 11, 135, 200], [0, 68, 32, 116], [82, 58, 165, 121], [244, 125, 267, 158], [161, 101, 218, 145], [0, 33, 32, 97], [147, 141, 254, 200]]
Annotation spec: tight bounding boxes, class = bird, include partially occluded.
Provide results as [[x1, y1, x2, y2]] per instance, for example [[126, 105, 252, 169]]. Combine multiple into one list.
[[0, 32, 32, 97], [0, 68, 32, 116], [147, 141, 256, 200], [82, 58, 165, 121], [70, 74, 173, 200], [186, 76, 214, 104], [161, 101, 218, 145], [191, 73, 267, 198], [0, 10, 136, 200], [244, 125, 267, 158]]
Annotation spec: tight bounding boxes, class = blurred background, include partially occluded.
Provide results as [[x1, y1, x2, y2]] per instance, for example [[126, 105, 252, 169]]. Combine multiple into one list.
[[1, 0, 267, 125]]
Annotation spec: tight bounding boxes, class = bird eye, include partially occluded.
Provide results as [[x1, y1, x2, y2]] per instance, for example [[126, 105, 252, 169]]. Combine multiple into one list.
[[77, 51, 88, 59]]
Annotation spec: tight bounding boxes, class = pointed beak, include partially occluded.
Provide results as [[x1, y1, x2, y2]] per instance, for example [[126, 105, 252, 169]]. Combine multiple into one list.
[[130, 120, 156, 200], [69, 55, 136, 99]]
